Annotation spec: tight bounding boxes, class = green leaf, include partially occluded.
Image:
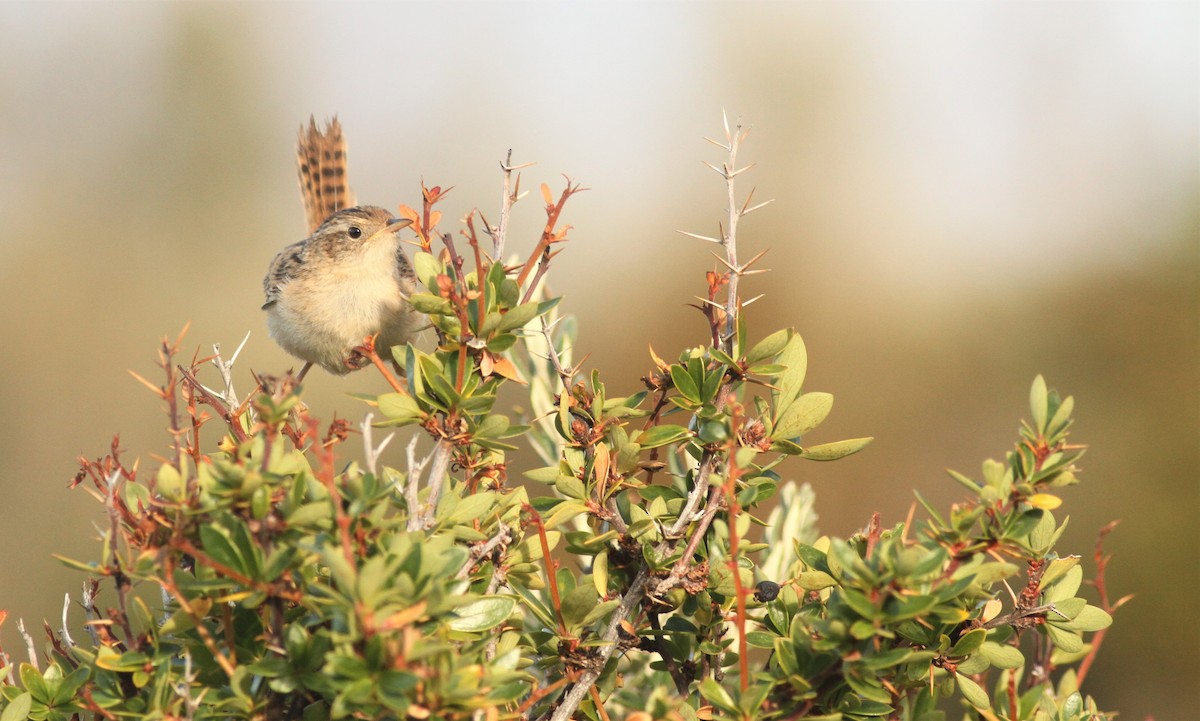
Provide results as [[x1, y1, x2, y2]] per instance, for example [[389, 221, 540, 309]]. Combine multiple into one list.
[[543, 500, 588, 530], [773, 392, 833, 440], [1045, 623, 1083, 653], [408, 292, 453, 315], [799, 437, 873, 461], [980, 641, 1025, 669], [523, 466, 561, 483], [1047, 394, 1075, 437], [376, 393, 423, 422], [1040, 555, 1080, 587], [670, 365, 700, 403], [862, 647, 914, 670], [448, 596, 516, 632], [413, 252, 442, 289], [497, 298, 561, 332], [1044, 565, 1083, 603], [1030, 375, 1048, 434], [699, 678, 737, 714], [1060, 605, 1112, 633], [773, 333, 808, 414], [555, 473, 586, 500], [560, 584, 598, 627], [955, 672, 990, 709], [795, 571, 837, 591], [746, 328, 792, 365], [1, 693, 31, 721], [444, 491, 498, 525], [769, 438, 805, 455], [946, 468, 981, 492], [581, 598, 620, 626], [474, 414, 511, 439], [950, 628, 987, 657], [637, 424, 692, 449], [199, 523, 247, 576]]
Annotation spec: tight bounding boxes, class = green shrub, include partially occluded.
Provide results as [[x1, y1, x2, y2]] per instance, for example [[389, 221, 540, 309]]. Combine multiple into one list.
[[0, 119, 1121, 721]]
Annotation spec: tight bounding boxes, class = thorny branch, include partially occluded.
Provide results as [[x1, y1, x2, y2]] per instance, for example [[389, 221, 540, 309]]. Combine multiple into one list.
[[546, 119, 763, 721], [489, 149, 533, 261]]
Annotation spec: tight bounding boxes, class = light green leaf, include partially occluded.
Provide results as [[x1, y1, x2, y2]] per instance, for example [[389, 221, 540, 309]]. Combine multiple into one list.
[[1040, 555, 1080, 587], [746, 328, 792, 365], [980, 641, 1025, 669], [448, 596, 516, 632], [1061, 605, 1112, 633], [1044, 565, 1083, 602], [956, 672, 990, 709], [773, 334, 808, 415], [699, 678, 737, 713], [543, 500, 588, 530], [773, 391, 833, 440], [444, 492, 498, 525], [1, 693, 31, 721], [1047, 394, 1075, 437], [377, 392, 423, 422], [1030, 375, 1048, 434], [409, 293, 453, 315], [1045, 623, 1083, 653], [581, 598, 620, 627], [413, 252, 442, 289], [592, 552, 609, 596], [795, 571, 837, 591], [799, 436, 873, 462]]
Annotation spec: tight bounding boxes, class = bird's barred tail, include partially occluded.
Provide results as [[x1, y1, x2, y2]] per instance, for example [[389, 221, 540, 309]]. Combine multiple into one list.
[[297, 116, 356, 234]]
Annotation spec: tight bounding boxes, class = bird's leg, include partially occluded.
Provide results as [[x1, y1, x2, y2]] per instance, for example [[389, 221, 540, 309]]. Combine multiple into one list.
[[296, 361, 314, 383], [343, 350, 373, 371]]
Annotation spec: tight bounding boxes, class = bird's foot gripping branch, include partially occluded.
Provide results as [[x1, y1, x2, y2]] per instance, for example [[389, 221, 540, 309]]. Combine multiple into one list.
[[0, 120, 1123, 721]]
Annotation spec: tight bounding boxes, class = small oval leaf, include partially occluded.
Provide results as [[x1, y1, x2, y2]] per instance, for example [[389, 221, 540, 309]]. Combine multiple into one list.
[[449, 596, 517, 632]]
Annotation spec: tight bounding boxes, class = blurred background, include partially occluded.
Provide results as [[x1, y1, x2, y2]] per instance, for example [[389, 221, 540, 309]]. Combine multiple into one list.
[[0, 1, 1195, 717]]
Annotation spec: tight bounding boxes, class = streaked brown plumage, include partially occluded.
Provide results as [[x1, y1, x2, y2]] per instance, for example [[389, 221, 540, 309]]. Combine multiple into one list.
[[262, 118, 420, 376]]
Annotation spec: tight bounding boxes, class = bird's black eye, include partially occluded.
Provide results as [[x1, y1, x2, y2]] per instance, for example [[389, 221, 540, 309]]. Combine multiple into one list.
[[347, 225, 363, 239]]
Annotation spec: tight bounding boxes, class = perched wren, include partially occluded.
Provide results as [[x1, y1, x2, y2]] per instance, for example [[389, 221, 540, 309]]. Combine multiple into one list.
[[262, 118, 421, 378]]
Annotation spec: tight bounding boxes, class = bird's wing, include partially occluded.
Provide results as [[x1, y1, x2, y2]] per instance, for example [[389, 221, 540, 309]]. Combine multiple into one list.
[[263, 240, 307, 309]]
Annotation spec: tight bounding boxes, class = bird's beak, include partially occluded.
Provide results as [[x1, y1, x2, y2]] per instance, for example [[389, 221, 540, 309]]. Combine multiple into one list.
[[366, 217, 415, 242]]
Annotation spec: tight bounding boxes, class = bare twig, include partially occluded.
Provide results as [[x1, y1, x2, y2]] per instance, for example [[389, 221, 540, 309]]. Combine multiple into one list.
[[17, 619, 37, 670], [360, 412, 395, 478], [681, 113, 774, 354], [404, 436, 426, 528], [410, 439, 454, 530], [60, 594, 75, 650], [492, 150, 534, 260], [538, 316, 576, 388]]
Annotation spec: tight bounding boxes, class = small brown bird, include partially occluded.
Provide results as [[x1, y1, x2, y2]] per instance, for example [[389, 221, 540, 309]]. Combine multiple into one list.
[[262, 118, 421, 378]]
